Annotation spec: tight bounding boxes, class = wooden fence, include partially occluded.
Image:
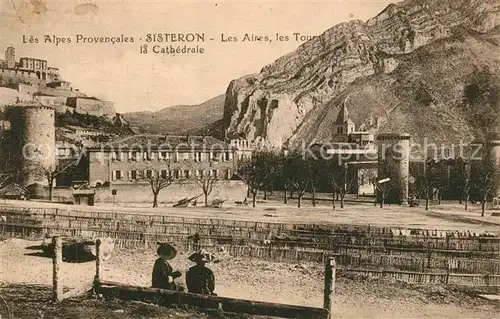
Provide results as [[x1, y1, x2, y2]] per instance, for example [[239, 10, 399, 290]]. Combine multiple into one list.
[[1, 205, 499, 252], [3, 220, 500, 256], [1, 205, 500, 276], [4, 222, 499, 275], [341, 269, 500, 287]]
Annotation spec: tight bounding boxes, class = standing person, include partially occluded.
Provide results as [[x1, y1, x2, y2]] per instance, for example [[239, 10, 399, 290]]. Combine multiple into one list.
[[192, 233, 200, 251], [151, 242, 182, 290], [186, 249, 216, 295]]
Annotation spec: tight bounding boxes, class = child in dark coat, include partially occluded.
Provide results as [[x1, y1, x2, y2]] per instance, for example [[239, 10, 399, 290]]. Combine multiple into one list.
[[186, 249, 216, 295], [151, 243, 182, 290]]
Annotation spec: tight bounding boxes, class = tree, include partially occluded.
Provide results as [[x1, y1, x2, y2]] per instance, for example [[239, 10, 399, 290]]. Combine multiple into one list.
[[236, 152, 271, 207], [284, 154, 313, 208], [261, 153, 282, 201], [470, 160, 500, 216], [310, 159, 325, 207], [41, 161, 76, 202], [323, 159, 357, 209], [412, 160, 441, 211], [463, 164, 472, 211], [435, 161, 450, 205], [444, 157, 470, 205], [191, 170, 219, 207], [281, 153, 291, 204], [375, 179, 394, 208], [144, 169, 173, 208]]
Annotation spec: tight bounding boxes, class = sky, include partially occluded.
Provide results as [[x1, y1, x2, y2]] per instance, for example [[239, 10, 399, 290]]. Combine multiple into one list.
[[1, 0, 394, 113]]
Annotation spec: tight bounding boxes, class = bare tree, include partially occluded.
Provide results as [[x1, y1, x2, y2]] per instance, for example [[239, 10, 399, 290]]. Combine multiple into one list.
[[462, 163, 472, 211], [41, 161, 76, 202], [375, 179, 393, 208], [470, 160, 500, 217], [236, 152, 271, 207], [262, 154, 282, 201], [190, 170, 219, 207], [310, 161, 324, 207], [284, 154, 313, 208], [412, 160, 443, 211], [323, 160, 357, 209], [144, 169, 173, 208]]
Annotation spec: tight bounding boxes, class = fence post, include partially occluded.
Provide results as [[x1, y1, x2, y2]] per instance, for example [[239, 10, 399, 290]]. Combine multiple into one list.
[[52, 236, 63, 302], [94, 239, 102, 282], [323, 257, 336, 319]]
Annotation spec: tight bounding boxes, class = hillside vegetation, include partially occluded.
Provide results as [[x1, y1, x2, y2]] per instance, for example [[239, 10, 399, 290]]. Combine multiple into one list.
[[123, 95, 225, 135]]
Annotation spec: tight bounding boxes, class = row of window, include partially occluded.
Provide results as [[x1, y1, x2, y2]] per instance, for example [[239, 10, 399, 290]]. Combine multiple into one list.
[[111, 151, 232, 162], [111, 169, 232, 181]]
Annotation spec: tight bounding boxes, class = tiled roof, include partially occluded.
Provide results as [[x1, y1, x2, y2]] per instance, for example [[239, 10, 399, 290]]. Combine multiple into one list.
[[89, 134, 234, 152]]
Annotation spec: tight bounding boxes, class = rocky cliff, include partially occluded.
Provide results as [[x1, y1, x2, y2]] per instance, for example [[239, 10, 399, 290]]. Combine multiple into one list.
[[223, 0, 500, 148]]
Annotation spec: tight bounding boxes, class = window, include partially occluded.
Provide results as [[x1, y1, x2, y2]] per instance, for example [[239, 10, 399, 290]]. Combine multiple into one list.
[[130, 170, 138, 181], [195, 169, 204, 179], [112, 170, 123, 181], [160, 169, 169, 179], [143, 152, 151, 161], [128, 152, 139, 161], [112, 151, 121, 161], [194, 152, 203, 162], [173, 152, 179, 162], [184, 170, 190, 179], [210, 152, 219, 162], [210, 169, 218, 178], [226, 169, 231, 179], [159, 151, 169, 161], [145, 169, 153, 179]]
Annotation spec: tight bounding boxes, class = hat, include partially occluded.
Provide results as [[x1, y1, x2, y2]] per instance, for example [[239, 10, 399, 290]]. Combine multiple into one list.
[[188, 249, 215, 263], [156, 242, 177, 260]]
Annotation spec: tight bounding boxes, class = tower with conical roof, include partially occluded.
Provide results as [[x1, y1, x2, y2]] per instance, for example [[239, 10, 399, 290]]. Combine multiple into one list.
[[333, 97, 355, 138]]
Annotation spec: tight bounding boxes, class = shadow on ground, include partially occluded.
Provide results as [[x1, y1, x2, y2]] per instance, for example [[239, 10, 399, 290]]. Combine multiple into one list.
[[0, 284, 276, 319]]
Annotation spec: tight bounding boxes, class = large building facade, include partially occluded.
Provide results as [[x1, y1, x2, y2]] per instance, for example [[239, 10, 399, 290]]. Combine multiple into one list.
[[87, 135, 248, 187], [1, 47, 61, 84]]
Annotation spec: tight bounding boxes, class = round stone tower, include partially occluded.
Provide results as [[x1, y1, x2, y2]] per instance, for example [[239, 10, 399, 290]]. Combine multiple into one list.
[[376, 133, 411, 205], [7, 101, 56, 186]]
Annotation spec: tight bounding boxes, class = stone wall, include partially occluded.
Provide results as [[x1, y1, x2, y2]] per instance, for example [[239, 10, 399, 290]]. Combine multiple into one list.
[[0, 69, 45, 87], [26, 180, 247, 204], [94, 180, 247, 203], [67, 97, 116, 120]]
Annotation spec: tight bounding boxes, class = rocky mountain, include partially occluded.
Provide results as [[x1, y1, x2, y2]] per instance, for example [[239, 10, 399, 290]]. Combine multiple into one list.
[[123, 94, 225, 135], [223, 0, 500, 148]]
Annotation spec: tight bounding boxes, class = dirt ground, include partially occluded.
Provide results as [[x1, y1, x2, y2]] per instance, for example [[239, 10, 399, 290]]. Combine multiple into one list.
[[1, 197, 499, 232], [1, 238, 498, 318]]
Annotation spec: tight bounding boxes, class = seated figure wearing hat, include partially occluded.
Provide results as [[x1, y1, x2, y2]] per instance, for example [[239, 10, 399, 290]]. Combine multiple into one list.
[[186, 249, 216, 295], [152, 243, 182, 290]]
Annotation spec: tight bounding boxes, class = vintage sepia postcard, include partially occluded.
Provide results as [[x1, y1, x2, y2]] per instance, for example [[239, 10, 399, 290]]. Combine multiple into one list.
[[0, 0, 499, 318]]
